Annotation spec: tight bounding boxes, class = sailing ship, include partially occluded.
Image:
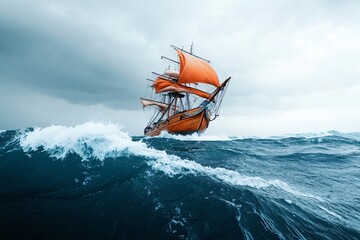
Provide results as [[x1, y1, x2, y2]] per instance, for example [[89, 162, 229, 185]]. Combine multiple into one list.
[[140, 45, 230, 136]]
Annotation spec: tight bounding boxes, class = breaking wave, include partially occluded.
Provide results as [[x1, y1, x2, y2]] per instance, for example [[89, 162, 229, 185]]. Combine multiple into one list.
[[19, 123, 320, 199], [0, 122, 359, 239]]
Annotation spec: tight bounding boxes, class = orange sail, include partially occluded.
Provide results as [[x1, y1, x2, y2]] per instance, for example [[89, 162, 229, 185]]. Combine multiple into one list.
[[153, 78, 211, 99], [140, 45, 230, 137], [176, 50, 220, 87]]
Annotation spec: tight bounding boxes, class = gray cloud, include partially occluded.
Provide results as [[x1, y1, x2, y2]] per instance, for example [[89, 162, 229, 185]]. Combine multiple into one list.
[[0, 2, 156, 109], [1, 0, 360, 135]]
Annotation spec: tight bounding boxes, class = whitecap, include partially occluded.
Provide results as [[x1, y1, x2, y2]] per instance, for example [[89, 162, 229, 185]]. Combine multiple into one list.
[[19, 122, 141, 160], [154, 131, 232, 141], [19, 122, 320, 201]]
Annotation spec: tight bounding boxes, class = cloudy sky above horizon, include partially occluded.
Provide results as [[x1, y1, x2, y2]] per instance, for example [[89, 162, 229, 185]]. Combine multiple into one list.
[[1, 0, 359, 136]]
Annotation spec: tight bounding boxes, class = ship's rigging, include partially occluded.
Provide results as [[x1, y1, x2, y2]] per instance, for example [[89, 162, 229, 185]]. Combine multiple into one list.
[[140, 45, 230, 136]]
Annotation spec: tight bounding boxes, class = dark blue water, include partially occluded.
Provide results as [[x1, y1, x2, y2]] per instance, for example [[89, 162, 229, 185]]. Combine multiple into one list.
[[0, 123, 359, 239]]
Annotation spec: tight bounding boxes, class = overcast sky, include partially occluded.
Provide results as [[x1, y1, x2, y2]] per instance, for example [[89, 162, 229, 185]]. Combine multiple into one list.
[[1, 0, 359, 136]]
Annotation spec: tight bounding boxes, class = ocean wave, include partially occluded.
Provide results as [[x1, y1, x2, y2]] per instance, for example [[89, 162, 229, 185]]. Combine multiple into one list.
[[19, 122, 141, 160], [2, 122, 359, 239], [18, 122, 320, 201], [150, 157, 323, 201]]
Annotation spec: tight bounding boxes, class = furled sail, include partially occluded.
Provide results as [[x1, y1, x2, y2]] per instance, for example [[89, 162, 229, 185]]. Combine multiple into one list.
[[140, 45, 231, 136], [164, 69, 179, 78], [176, 50, 220, 87], [153, 78, 211, 99], [140, 98, 169, 112]]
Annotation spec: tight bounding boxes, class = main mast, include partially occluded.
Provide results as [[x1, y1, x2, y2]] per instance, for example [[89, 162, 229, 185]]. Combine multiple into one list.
[[140, 45, 230, 136]]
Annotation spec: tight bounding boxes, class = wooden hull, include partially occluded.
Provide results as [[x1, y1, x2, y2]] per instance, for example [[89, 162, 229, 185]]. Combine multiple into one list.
[[144, 108, 210, 136]]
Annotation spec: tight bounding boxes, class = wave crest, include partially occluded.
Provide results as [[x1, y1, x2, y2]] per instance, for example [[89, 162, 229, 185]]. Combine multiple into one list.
[[19, 122, 319, 200], [20, 122, 143, 160]]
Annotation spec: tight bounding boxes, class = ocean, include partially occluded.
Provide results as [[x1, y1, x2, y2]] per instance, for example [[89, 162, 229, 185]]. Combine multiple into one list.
[[0, 122, 359, 239]]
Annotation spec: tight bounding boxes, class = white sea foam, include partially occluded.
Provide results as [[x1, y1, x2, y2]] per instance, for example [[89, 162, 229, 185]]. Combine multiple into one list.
[[149, 157, 323, 201], [155, 131, 232, 141], [318, 206, 344, 220], [19, 122, 142, 160], [19, 122, 320, 200]]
